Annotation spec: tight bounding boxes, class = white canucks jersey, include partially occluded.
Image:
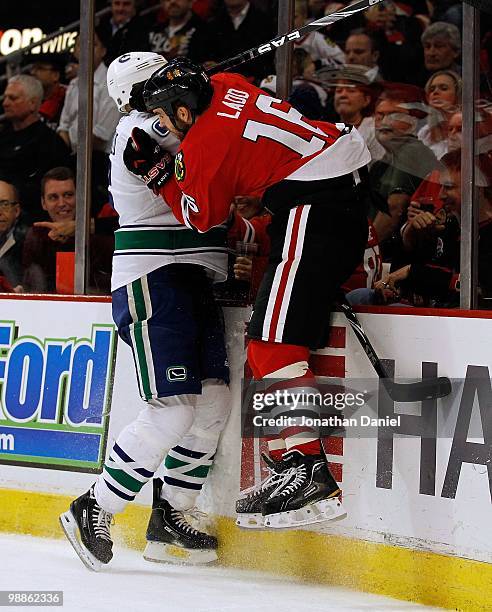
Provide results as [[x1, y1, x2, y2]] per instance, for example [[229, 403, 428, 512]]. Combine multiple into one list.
[[109, 110, 229, 291]]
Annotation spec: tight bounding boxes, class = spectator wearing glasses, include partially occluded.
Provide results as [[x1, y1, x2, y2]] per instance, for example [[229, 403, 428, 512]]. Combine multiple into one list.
[[381, 150, 492, 307], [29, 53, 67, 131], [397, 108, 463, 252], [0, 181, 28, 292], [0, 75, 70, 222]]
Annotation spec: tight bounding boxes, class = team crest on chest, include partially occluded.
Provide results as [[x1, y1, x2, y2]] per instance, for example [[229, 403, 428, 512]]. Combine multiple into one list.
[[175, 151, 186, 182]]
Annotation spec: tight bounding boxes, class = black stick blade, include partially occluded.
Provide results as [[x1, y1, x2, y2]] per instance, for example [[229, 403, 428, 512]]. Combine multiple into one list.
[[383, 377, 452, 402]]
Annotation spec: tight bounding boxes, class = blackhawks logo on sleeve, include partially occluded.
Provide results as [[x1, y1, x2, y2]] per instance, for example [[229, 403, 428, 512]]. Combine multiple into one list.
[[175, 151, 185, 182]]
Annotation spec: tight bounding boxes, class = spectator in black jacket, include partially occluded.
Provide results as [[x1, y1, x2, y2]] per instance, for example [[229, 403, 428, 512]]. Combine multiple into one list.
[[98, 0, 150, 66], [0, 75, 70, 222], [204, 0, 275, 83], [148, 0, 211, 63], [363, 0, 426, 86], [0, 180, 28, 292]]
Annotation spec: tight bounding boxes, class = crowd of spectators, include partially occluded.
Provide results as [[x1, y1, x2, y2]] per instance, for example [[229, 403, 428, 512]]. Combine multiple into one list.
[[0, 0, 491, 308]]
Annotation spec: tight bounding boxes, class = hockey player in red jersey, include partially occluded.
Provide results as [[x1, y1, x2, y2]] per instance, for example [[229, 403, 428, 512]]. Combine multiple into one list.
[[124, 57, 371, 529]]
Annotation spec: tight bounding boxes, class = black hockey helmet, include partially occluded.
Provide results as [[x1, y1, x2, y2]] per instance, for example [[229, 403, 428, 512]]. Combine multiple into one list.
[[143, 57, 213, 125]]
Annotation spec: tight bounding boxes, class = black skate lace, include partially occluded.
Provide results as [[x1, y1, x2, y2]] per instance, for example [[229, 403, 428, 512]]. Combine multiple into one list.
[[171, 509, 201, 535], [278, 465, 307, 497], [92, 506, 113, 541]]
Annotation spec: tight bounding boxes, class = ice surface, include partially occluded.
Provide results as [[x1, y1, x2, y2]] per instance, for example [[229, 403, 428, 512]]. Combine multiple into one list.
[[0, 534, 439, 612]]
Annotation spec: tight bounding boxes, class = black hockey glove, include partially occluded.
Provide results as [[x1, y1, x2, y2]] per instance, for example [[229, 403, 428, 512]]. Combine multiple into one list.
[[123, 127, 173, 194], [128, 81, 147, 112]]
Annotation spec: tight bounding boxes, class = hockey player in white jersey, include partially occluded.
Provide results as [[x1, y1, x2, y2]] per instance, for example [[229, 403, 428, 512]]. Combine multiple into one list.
[[60, 52, 231, 571]]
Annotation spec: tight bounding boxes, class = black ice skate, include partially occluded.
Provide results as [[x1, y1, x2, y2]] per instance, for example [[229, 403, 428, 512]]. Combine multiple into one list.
[[235, 452, 295, 529], [143, 478, 218, 565], [59, 485, 113, 572], [262, 449, 346, 529]]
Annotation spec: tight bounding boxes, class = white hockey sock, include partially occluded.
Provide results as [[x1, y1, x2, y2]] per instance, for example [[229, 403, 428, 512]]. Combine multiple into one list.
[[95, 395, 195, 514], [162, 379, 231, 511]]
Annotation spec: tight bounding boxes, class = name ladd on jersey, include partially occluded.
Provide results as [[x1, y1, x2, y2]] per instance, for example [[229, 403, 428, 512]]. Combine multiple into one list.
[[217, 88, 249, 120]]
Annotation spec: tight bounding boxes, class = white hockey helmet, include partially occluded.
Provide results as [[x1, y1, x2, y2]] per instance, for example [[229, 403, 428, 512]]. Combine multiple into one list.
[[107, 52, 168, 112]]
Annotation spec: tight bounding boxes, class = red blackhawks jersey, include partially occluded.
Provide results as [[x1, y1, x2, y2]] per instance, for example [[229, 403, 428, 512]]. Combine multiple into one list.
[[161, 72, 371, 232]]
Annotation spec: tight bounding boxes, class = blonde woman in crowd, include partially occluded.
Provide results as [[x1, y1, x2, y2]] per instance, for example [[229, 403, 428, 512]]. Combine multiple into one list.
[[418, 70, 462, 159]]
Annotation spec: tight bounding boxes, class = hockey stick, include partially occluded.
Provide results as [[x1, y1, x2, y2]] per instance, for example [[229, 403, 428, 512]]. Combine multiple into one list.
[[208, 0, 489, 77], [207, 0, 385, 76], [337, 300, 452, 402]]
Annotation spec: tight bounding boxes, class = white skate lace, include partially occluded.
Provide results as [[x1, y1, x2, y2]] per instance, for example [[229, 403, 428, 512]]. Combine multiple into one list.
[[278, 465, 307, 497], [92, 506, 113, 542], [245, 467, 288, 500], [186, 508, 208, 521], [171, 509, 202, 535]]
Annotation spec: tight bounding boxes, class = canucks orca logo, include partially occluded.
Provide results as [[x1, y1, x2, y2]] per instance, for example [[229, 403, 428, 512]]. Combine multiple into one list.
[[166, 366, 187, 382], [151, 119, 169, 138], [175, 151, 186, 182]]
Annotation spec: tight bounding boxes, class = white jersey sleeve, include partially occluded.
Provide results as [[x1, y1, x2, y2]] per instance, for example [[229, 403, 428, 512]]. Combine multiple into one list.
[[109, 111, 228, 291], [109, 111, 180, 227]]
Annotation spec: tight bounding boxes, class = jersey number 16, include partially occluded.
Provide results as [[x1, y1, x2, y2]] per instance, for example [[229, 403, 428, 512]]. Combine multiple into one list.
[[242, 94, 330, 158]]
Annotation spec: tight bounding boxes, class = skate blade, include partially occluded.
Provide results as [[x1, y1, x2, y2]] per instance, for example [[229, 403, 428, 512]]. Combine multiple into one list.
[[264, 497, 347, 529], [143, 541, 218, 565], [235, 512, 265, 530], [59, 511, 103, 572]]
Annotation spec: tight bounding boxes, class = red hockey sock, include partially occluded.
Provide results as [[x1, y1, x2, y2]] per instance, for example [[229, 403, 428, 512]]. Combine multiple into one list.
[[248, 339, 323, 458], [266, 437, 287, 461], [247, 339, 310, 378], [284, 437, 322, 456]]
